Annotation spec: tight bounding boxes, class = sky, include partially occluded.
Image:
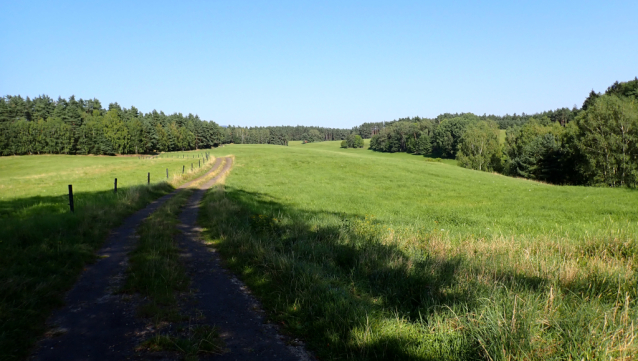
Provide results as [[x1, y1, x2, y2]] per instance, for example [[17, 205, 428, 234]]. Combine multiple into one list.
[[1, 1, 636, 128]]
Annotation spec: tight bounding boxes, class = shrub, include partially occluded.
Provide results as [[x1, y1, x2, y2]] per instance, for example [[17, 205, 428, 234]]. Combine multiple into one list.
[[344, 134, 364, 148], [353, 135, 364, 148]]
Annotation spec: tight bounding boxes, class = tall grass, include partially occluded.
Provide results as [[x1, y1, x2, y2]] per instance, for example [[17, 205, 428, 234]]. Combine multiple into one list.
[[198, 142, 637, 360], [201, 187, 636, 360]]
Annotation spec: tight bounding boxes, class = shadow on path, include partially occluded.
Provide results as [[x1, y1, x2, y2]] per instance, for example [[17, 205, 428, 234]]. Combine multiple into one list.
[[30, 158, 224, 361], [176, 158, 311, 360]]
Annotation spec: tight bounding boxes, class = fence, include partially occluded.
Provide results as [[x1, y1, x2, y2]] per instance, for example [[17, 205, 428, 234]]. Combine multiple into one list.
[[67, 152, 212, 212]]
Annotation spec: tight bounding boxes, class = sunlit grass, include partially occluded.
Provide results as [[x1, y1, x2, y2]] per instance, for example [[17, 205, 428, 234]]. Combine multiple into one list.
[[200, 141, 638, 360], [208, 141, 637, 240], [0, 150, 212, 200]]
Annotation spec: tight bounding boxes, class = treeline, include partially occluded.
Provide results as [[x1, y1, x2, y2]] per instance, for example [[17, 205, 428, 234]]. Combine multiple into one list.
[[3, 78, 637, 187], [0, 94, 586, 157], [220, 111, 576, 146], [353, 108, 577, 139], [0, 94, 357, 156], [0, 95, 223, 155], [221, 125, 351, 145], [370, 78, 638, 187]]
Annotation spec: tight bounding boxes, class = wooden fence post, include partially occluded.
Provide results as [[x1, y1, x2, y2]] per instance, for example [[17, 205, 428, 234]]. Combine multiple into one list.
[[114, 178, 117, 193], [182, 165, 185, 174], [166, 168, 168, 179], [68, 185, 74, 213], [148, 172, 150, 185]]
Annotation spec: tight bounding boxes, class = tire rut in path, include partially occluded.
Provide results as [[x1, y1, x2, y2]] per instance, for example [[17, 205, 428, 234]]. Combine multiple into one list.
[[177, 158, 310, 361], [31, 157, 224, 361]]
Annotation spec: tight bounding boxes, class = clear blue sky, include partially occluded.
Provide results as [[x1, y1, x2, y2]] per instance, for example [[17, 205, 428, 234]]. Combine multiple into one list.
[[1, 1, 636, 128]]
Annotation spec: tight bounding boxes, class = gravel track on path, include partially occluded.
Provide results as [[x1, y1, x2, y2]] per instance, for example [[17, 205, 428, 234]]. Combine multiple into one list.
[[177, 158, 311, 361], [31, 158, 224, 361]]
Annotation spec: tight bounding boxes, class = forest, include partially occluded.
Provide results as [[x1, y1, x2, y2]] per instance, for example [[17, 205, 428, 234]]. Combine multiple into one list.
[[1, 78, 637, 187], [369, 78, 638, 187], [0, 96, 223, 155], [0, 97, 581, 154], [0, 95, 353, 153], [221, 125, 351, 145]]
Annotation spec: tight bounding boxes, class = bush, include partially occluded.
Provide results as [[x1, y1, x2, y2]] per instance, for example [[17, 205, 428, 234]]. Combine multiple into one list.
[[344, 134, 364, 148], [353, 135, 364, 148]]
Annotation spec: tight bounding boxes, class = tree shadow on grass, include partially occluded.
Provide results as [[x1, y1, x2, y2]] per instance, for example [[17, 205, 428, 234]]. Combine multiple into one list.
[[203, 186, 638, 361], [200, 187, 489, 360], [0, 184, 174, 361]]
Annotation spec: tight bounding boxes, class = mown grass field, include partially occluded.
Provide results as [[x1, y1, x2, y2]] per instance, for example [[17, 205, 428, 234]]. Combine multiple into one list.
[[201, 141, 638, 360], [0, 151, 211, 201], [0, 150, 214, 361]]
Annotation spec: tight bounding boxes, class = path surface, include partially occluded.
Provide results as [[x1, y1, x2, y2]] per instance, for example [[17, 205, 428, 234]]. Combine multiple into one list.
[[31, 158, 224, 361], [177, 158, 309, 361]]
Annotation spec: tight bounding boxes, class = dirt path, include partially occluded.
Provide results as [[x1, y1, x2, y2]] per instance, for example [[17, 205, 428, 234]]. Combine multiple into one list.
[[31, 158, 224, 361], [177, 158, 311, 361]]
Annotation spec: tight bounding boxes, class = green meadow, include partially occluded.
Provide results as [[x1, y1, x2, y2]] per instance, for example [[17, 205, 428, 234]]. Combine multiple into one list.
[[0, 150, 214, 360], [1, 141, 637, 360], [201, 140, 638, 360], [0, 151, 211, 201], [212, 140, 636, 239]]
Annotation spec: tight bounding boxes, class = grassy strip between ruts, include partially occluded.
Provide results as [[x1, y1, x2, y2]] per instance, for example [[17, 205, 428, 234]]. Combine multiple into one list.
[[0, 155, 217, 361], [122, 174, 224, 360], [199, 185, 636, 361]]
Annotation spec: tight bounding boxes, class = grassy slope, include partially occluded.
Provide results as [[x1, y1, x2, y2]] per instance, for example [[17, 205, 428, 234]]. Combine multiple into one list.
[[200, 141, 637, 360], [0, 150, 212, 361], [214, 141, 636, 239]]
